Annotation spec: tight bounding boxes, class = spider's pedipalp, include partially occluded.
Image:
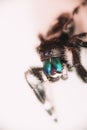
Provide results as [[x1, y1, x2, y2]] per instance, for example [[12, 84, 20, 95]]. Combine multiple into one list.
[[61, 64, 68, 80], [63, 47, 73, 69]]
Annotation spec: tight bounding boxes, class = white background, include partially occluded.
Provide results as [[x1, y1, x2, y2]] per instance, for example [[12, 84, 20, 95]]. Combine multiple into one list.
[[0, 0, 87, 130]]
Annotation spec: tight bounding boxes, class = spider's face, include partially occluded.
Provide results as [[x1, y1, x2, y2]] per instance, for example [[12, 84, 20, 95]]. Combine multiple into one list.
[[37, 47, 62, 61], [37, 34, 63, 61]]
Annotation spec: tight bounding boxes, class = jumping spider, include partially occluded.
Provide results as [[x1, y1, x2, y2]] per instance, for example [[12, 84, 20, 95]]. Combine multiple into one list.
[[25, 0, 87, 122]]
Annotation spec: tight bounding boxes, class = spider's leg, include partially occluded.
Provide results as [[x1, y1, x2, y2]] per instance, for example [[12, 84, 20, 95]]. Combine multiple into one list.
[[73, 0, 87, 15], [25, 68, 46, 103], [73, 6, 80, 15], [72, 48, 87, 83], [75, 33, 87, 47], [25, 67, 58, 122], [66, 33, 87, 48]]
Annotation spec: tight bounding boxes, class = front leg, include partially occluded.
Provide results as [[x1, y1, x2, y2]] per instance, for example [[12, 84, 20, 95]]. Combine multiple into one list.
[[25, 67, 58, 122]]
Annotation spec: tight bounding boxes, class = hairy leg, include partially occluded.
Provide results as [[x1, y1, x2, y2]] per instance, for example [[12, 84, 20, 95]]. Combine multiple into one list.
[[72, 48, 87, 83], [75, 33, 87, 47], [25, 67, 58, 122], [73, 0, 87, 15], [66, 33, 87, 47]]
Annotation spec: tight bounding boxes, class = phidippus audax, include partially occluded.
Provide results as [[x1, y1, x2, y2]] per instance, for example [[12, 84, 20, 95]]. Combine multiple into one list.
[[25, 0, 87, 122]]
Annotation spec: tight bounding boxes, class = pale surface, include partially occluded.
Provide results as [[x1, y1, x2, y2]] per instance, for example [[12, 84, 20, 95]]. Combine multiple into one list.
[[0, 0, 87, 130]]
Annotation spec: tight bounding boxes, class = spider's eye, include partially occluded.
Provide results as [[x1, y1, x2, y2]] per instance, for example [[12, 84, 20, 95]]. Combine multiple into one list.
[[44, 50, 53, 56], [44, 52, 49, 56], [49, 50, 53, 55]]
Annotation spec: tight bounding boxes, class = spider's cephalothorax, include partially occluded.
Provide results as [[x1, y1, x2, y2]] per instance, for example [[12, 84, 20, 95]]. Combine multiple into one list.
[[25, 0, 87, 122]]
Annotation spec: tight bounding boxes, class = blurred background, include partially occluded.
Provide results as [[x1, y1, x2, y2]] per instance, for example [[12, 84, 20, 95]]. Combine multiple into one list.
[[0, 0, 87, 130]]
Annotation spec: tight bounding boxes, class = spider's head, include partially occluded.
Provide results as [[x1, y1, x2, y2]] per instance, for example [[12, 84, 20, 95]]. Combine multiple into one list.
[[36, 34, 62, 61], [58, 13, 75, 35]]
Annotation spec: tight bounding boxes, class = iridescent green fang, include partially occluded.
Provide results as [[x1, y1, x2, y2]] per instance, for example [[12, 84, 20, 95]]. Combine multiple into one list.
[[51, 57, 62, 72], [43, 59, 51, 75]]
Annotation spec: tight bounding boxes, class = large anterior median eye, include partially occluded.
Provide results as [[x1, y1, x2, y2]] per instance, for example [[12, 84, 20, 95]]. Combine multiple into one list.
[[43, 59, 51, 75], [44, 52, 49, 56], [49, 50, 53, 55], [44, 50, 53, 56], [51, 57, 63, 72]]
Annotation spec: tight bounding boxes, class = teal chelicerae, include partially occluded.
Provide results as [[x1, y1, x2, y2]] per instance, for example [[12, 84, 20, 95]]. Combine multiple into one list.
[[43, 57, 62, 74], [51, 57, 62, 72], [43, 59, 51, 75]]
